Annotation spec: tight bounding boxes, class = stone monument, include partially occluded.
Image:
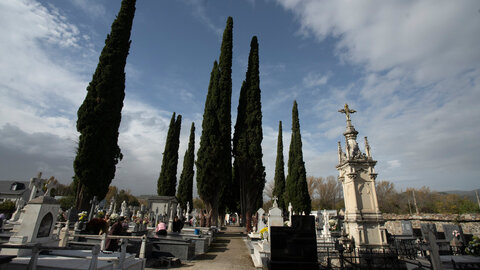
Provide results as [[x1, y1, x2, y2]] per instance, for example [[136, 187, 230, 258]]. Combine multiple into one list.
[[336, 104, 387, 248], [256, 208, 266, 232], [120, 200, 127, 217], [2, 195, 60, 256]]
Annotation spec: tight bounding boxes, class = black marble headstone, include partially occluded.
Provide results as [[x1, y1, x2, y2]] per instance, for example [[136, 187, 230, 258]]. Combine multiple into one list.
[[270, 215, 317, 270], [443, 224, 465, 243]]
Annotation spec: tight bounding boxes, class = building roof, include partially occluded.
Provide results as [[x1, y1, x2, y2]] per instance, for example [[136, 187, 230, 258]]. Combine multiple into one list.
[[0, 180, 30, 196]]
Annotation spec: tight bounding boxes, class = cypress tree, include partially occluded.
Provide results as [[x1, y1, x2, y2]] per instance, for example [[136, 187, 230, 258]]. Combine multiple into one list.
[[197, 60, 221, 226], [197, 17, 233, 227], [177, 122, 195, 211], [73, 0, 136, 210], [157, 112, 182, 196], [285, 100, 311, 214], [233, 36, 265, 232], [272, 121, 286, 212]]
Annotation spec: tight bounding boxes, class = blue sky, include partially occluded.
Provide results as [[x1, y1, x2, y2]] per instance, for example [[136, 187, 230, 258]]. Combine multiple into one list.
[[0, 0, 479, 196]]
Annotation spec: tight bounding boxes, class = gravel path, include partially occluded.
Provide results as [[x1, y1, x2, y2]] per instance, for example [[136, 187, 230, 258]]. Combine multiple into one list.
[[146, 226, 255, 270]]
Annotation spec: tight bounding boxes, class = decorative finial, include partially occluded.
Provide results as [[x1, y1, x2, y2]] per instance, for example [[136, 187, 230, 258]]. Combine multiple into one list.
[[364, 137, 371, 158], [338, 141, 343, 163], [338, 103, 356, 122]]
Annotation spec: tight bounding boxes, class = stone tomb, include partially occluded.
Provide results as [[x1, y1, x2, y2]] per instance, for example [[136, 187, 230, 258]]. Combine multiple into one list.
[[2, 196, 60, 256], [269, 215, 318, 270]]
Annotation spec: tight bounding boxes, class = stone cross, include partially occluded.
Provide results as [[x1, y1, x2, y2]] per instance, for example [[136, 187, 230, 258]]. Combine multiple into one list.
[[29, 172, 43, 201], [88, 196, 98, 221], [272, 196, 278, 208], [44, 176, 57, 197], [338, 103, 356, 121]]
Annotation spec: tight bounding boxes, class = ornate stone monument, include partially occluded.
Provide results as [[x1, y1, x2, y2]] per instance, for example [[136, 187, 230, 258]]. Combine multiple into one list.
[[336, 104, 387, 248]]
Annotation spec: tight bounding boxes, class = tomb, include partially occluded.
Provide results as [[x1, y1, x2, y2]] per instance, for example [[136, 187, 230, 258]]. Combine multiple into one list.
[[2, 196, 60, 256], [336, 104, 388, 248]]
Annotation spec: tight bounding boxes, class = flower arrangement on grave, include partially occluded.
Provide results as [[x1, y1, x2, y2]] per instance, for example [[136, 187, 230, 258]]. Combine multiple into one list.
[[452, 230, 460, 239], [465, 236, 480, 256], [259, 227, 268, 240], [96, 210, 105, 219], [78, 211, 88, 221], [109, 213, 119, 225], [329, 219, 338, 231]]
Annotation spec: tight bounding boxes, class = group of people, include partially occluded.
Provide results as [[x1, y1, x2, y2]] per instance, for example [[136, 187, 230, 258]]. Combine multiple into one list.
[[155, 216, 184, 236]]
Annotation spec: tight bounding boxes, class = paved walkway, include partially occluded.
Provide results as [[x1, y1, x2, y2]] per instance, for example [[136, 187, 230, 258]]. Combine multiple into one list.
[[178, 226, 255, 270]]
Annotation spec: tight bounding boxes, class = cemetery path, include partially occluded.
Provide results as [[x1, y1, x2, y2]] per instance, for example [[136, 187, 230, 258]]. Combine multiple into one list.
[[178, 226, 255, 270]]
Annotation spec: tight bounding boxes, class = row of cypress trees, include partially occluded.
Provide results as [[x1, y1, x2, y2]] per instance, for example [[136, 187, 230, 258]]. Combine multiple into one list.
[[72, 0, 309, 219], [273, 101, 312, 214]]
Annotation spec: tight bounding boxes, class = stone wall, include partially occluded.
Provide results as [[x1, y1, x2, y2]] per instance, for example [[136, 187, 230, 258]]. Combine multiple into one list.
[[383, 213, 480, 236]]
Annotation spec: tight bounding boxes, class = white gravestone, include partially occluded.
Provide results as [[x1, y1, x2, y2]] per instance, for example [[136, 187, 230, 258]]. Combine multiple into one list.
[[268, 198, 284, 242], [256, 208, 266, 232], [322, 210, 331, 237]]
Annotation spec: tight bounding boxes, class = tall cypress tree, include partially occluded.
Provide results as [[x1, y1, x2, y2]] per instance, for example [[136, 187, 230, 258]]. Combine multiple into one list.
[[233, 36, 265, 232], [158, 112, 182, 196], [177, 122, 195, 211], [272, 121, 286, 212], [285, 101, 311, 214], [74, 0, 136, 210], [197, 17, 233, 227]]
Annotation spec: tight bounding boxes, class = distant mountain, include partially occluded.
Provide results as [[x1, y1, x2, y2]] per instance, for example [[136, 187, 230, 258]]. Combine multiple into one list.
[[440, 189, 480, 202]]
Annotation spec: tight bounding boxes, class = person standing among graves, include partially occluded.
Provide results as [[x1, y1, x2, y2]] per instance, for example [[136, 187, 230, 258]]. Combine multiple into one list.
[[105, 216, 125, 251], [173, 216, 183, 233]]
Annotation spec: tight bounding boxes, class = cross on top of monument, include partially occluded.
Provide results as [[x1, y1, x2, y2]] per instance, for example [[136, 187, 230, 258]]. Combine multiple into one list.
[[338, 103, 356, 121], [272, 196, 278, 207]]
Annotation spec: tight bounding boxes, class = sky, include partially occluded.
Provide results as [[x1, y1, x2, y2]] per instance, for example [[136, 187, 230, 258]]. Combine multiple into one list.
[[0, 0, 479, 196]]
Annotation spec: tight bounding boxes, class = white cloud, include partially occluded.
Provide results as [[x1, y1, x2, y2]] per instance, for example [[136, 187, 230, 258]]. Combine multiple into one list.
[[182, 0, 223, 37], [276, 0, 480, 190], [71, 0, 106, 18], [302, 72, 331, 88], [276, 0, 480, 85]]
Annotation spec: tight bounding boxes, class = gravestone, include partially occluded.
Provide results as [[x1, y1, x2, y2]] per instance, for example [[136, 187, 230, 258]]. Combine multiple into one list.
[[268, 199, 283, 242], [257, 208, 266, 232], [443, 224, 465, 243], [269, 215, 317, 270], [400, 220, 413, 236]]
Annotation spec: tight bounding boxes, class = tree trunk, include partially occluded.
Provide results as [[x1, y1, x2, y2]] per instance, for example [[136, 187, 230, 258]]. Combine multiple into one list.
[[246, 210, 252, 233], [75, 184, 90, 211]]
